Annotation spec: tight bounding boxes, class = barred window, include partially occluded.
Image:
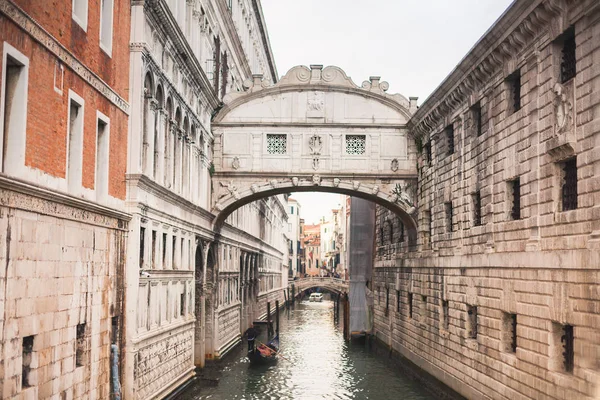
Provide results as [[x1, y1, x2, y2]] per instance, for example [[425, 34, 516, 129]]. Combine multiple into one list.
[[425, 142, 432, 166], [345, 135, 366, 155], [561, 158, 577, 211], [506, 69, 521, 114], [446, 124, 454, 155], [473, 191, 482, 227], [472, 102, 482, 137], [266, 134, 287, 154], [445, 202, 453, 232], [510, 178, 521, 220], [560, 26, 576, 83]]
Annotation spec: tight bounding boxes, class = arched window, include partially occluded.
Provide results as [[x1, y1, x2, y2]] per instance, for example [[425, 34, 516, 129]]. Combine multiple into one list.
[[142, 73, 154, 173]]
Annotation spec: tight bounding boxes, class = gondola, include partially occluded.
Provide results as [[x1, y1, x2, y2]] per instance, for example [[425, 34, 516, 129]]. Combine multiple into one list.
[[247, 331, 279, 364]]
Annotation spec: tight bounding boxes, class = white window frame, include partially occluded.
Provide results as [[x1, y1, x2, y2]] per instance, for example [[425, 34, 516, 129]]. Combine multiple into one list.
[[67, 90, 85, 194], [72, 0, 89, 32], [0, 42, 29, 175], [95, 111, 110, 201], [99, 0, 114, 57]]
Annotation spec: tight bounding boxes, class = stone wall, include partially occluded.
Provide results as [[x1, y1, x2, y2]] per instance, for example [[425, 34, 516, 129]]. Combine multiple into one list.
[[374, 1, 600, 399], [0, 182, 127, 399]]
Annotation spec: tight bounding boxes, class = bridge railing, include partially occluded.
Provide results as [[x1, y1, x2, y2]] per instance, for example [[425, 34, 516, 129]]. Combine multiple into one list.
[[291, 276, 348, 287]]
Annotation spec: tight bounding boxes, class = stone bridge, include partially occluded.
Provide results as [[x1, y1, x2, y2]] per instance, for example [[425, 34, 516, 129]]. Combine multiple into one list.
[[290, 276, 349, 296], [211, 65, 420, 234]]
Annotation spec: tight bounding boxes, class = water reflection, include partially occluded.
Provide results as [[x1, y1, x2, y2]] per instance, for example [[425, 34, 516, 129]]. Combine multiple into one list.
[[177, 300, 435, 400]]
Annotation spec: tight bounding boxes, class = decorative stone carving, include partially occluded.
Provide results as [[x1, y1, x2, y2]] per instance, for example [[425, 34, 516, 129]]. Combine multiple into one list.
[[231, 157, 240, 170], [250, 184, 259, 193], [353, 181, 361, 190], [553, 82, 573, 134], [333, 178, 341, 187], [312, 158, 319, 170], [372, 185, 379, 195], [291, 177, 299, 186], [391, 182, 414, 207], [269, 179, 278, 189], [308, 134, 323, 155], [312, 175, 321, 185], [307, 91, 324, 118], [219, 181, 239, 200], [391, 158, 399, 172]]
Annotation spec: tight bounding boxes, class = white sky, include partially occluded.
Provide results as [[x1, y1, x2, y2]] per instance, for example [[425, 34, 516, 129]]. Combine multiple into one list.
[[261, 0, 514, 223]]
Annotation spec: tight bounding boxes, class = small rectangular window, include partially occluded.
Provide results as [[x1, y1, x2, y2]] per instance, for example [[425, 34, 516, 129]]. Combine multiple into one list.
[[467, 305, 478, 339], [398, 221, 405, 243], [266, 134, 287, 154], [100, 0, 114, 56], [76, 323, 86, 367], [180, 290, 185, 316], [96, 116, 109, 200], [508, 178, 521, 220], [502, 313, 518, 353], [445, 124, 454, 155], [1, 51, 28, 173], [345, 135, 366, 155], [559, 26, 576, 83], [67, 93, 84, 193], [442, 300, 449, 330], [408, 292, 413, 319], [562, 324, 574, 373], [111, 316, 119, 344], [472, 191, 482, 227], [561, 158, 577, 211], [424, 142, 432, 167], [172, 236, 177, 268], [72, 0, 89, 31], [22, 335, 34, 388], [427, 209, 433, 244], [506, 69, 521, 114], [396, 290, 400, 312], [162, 233, 167, 266], [445, 202, 453, 233], [139, 227, 145, 268], [472, 102, 482, 137], [151, 230, 157, 268], [385, 287, 389, 317]]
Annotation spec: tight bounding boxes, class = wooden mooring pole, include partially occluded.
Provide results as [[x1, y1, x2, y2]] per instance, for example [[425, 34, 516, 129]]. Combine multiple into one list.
[[275, 300, 280, 336], [267, 302, 273, 337], [343, 292, 349, 340]]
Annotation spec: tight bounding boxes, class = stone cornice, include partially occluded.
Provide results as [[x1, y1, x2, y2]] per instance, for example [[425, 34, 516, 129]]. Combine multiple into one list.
[[0, 0, 130, 114], [0, 174, 131, 225], [145, 0, 220, 110], [408, 0, 564, 139], [214, 0, 252, 80], [251, 0, 278, 83]]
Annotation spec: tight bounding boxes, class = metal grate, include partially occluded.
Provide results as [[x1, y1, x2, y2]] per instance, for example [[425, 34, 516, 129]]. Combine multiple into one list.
[[560, 27, 576, 83], [562, 324, 574, 373], [266, 134, 287, 154], [398, 219, 405, 243], [511, 178, 521, 220], [473, 191, 482, 226], [408, 292, 413, 319], [345, 135, 366, 155], [562, 158, 578, 211], [442, 300, 449, 330], [468, 305, 478, 339], [510, 314, 518, 353], [425, 142, 432, 166], [446, 124, 455, 155]]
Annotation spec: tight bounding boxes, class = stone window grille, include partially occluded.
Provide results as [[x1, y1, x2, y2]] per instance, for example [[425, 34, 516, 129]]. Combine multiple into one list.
[[345, 135, 366, 155], [22, 335, 34, 388], [180, 291, 185, 316], [561, 324, 575, 372], [472, 102, 482, 137], [446, 124, 454, 155], [162, 233, 167, 266], [427, 209, 433, 244], [445, 202, 453, 233], [385, 287, 390, 317], [506, 69, 521, 114], [396, 290, 401, 312], [559, 26, 576, 83], [398, 220, 405, 243], [266, 134, 287, 154], [424, 142, 432, 167], [561, 158, 577, 211], [510, 178, 521, 220], [472, 191, 482, 227], [408, 292, 413, 319], [467, 305, 478, 339]]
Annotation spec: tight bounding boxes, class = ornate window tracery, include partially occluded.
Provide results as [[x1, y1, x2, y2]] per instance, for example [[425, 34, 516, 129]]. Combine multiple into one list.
[[266, 134, 287, 154], [345, 135, 366, 155]]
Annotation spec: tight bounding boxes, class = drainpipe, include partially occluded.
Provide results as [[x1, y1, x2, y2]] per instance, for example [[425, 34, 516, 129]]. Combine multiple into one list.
[[111, 344, 122, 400]]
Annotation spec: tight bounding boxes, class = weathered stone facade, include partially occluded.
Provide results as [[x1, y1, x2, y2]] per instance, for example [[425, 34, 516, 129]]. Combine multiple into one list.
[[373, 1, 600, 399]]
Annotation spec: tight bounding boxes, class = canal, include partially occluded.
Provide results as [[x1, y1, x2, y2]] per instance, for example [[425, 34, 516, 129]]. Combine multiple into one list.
[[176, 298, 437, 400]]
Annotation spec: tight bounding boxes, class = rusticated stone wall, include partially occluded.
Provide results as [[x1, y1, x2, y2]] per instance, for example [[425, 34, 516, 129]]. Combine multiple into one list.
[[373, 1, 600, 399]]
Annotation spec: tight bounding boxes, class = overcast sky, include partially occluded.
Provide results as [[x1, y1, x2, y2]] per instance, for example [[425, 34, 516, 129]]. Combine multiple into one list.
[[260, 0, 514, 224]]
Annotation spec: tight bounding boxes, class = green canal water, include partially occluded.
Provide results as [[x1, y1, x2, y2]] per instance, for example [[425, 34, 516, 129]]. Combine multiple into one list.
[[176, 299, 437, 400]]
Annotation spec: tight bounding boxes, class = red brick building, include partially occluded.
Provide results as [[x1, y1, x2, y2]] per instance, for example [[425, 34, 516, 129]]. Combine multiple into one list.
[[0, 0, 130, 398]]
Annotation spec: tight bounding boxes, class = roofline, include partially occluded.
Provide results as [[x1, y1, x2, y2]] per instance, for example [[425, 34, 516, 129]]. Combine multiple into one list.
[[252, 0, 278, 83]]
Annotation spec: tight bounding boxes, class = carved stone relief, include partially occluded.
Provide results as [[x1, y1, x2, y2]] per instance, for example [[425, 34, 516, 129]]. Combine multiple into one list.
[[231, 157, 240, 170], [307, 91, 324, 118], [553, 82, 573, 135], [390, 158, 399, 172]]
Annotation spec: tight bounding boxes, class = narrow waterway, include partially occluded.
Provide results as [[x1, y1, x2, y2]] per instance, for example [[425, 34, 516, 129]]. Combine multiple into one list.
[[176, 299, 436, 400]]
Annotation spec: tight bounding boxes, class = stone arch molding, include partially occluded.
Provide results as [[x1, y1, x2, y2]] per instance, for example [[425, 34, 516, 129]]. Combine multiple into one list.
[[212, 175, 417, 232]]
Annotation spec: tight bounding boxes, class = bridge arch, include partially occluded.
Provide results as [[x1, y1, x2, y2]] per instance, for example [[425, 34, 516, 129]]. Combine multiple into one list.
[[211, 64, 420, 233]]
